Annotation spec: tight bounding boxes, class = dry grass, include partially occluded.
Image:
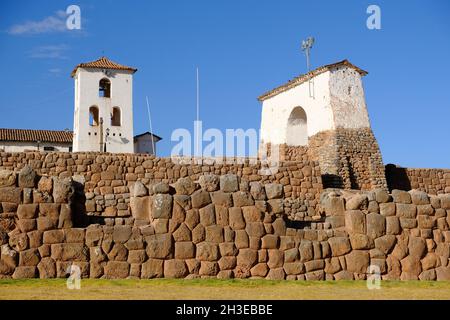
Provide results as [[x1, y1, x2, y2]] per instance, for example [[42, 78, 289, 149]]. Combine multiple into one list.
[[0, 279, 450, 300]]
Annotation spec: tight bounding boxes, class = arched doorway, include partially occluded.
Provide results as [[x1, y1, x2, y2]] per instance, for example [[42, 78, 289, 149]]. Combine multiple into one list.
[[286, 106, 308, 146]]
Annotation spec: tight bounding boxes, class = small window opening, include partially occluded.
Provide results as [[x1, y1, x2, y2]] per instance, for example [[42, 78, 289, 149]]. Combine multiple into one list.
[[99, 78, 111, 98], [89, 106, 99, 126], [111, 107, 121, 126]]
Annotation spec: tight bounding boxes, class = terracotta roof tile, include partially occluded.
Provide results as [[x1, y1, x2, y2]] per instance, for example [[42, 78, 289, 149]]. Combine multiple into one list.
[[258, 59, 368, 101], [0, 129, 73, 143], [71, 56, 137, 77]]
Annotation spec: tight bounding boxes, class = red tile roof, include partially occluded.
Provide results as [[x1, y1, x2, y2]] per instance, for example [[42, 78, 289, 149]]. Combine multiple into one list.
[[71, 56, 137, 77], [0, 129, 73, 143], [258, 59, 368, 101]]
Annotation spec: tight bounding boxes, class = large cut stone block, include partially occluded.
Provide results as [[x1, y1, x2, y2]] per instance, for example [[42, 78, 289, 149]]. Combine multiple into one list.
[[237, 248, 258, 268], [151, 194, 172, 219], [264, 183, 283, 199], [17, 204, 38, 219], [18, 165, 37, 188], [141, 259, 164, 278], [174, 241, 195, 260], [174, 177, 196, 195], [198, 174, 219, 192], [51, 243, 88, 261], [104, 261, 130, 279], [19, 249, 40, 266], [52, 177, 74, 203], [345, 210, 365, 234], [196, 242, 219, 261], [130, 196, 151, 221], [113, 225, 132, 243], [164, 259, 188, 278], [0, 187, 21, 203], [146, 233, 173, 259], [229, 207, 245, 230], [191, 190, 212, 209], [0, 170, 16, 187], [328, 237, 351, 257], [220, 174, 239, 193], [12, 266, 37, 279], [392, 189, 411, 204], [211, 191, 233, 207], [396, 203, 416, 218], [232, 191, 254, 207], [346, 194, 368, 210], [345, 250, 369, 273], [366, 213, 385, 239], [374, 235, 396, 254]]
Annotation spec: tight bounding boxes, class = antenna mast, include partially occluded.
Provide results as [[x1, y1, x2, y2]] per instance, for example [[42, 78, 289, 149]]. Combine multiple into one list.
[[301, 36, 315, 72], [301, 36, 315, 97]]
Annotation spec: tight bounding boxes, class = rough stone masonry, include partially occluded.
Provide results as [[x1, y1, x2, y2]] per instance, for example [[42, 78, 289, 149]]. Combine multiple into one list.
[[1, 157, 450, 280]]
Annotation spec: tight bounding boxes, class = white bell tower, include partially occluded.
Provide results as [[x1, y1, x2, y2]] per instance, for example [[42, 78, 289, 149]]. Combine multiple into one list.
[[71, 56, 136, 153]]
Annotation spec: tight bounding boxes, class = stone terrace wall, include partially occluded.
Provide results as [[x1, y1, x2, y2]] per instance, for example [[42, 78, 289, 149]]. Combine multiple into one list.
[[322, 188, 450, 280], [1, 165, 450, 280], [386, 164, 450, 195], [265, 128, 387, 192], [334, 128, 386, 191], [0, 152, 323, 220]]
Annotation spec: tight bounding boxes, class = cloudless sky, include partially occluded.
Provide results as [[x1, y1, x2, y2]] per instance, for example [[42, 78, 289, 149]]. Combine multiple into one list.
[[0, 0, 449, 168]]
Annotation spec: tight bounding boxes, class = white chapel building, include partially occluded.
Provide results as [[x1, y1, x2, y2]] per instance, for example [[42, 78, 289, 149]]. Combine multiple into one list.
[[257, 59, 387, 190], [258, 59, 371, 148], [0, 57, 161, 155]]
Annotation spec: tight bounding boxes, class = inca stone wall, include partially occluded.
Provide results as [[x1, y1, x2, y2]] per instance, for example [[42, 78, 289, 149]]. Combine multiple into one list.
[[1, 160, 450, 281], [0, 152, 323, 221], [386, 164, 450, 195], [322, 188, 450, 280], [267, 128, 387, 191], [334, 128, 386, 190]]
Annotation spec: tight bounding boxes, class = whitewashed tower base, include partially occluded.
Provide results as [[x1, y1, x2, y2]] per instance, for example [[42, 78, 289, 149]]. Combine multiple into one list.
[[258, 60, 387, 190]]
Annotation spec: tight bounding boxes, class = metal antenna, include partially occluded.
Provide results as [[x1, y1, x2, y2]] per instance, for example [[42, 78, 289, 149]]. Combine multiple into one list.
[[146, 96, 156, 156], [301, 36, 315, 72]]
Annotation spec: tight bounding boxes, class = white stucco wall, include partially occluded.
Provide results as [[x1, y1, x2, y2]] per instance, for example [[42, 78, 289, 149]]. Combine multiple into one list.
[[329, 66, 370, 129], [260, 71, 333, 145], [73, 68, 134, 153], [259, 66, 370, 146], [0, 141, 72, 152]]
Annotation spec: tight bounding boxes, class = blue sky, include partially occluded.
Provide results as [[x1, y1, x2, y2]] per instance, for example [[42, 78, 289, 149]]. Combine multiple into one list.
[[0, 0, 449, 168]]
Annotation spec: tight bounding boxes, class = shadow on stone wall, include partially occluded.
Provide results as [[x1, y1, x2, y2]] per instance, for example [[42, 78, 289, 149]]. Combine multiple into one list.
[[71, 180, 89, 228], [321, 174, 344, 189], [385, 163, 412, 192], [285, 219, 318, 229], [347, 158, 359, 190]]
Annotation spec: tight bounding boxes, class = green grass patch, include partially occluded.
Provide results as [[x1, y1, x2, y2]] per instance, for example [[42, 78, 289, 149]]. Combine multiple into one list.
[[0, 279, 449, 300]]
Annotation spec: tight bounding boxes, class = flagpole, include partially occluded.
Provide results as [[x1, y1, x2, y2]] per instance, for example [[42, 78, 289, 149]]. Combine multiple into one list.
[[196, 67, 200, 158], [146, 96, 156, 155]]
